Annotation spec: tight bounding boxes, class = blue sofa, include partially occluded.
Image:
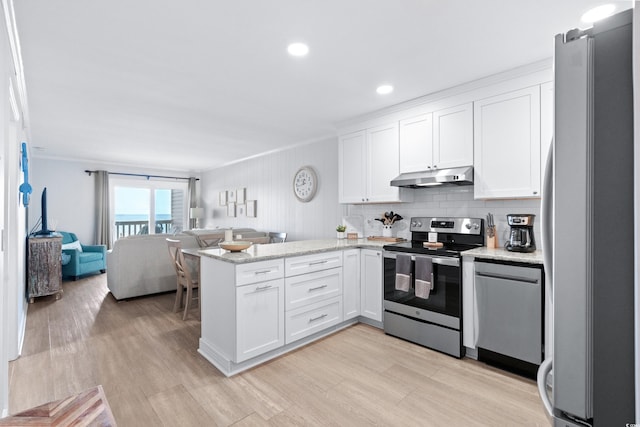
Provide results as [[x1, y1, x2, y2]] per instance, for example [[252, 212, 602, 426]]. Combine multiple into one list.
[[59, 231, 107, 281]]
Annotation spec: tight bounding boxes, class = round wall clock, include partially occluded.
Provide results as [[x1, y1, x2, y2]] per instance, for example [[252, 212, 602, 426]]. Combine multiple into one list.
[[293, 166, 318, 202]]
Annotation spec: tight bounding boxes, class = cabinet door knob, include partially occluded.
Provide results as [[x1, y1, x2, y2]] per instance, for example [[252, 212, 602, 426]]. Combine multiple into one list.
[[433, 165, 437, 169]]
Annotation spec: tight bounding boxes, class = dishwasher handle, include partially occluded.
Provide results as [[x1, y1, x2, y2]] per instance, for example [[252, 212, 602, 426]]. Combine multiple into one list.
[[475, 271, 540, 285]]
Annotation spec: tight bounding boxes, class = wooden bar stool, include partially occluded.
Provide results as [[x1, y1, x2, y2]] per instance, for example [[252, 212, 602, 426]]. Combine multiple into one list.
[[166, 238, 199, 320]]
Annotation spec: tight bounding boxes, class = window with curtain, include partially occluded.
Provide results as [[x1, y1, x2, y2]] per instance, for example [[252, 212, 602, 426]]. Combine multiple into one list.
[[109, 177, 188, 240]]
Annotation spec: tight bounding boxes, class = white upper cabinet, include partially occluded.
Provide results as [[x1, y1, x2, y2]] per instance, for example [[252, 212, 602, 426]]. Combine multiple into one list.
[[399, 113, 433, 173], [399, 103, 473, 174], [367, 122, 400, 202], [339, 122, 401, 203], [338, 130, 367, 203], [432, 103, 474, 170], [473, 86, 541, 199]]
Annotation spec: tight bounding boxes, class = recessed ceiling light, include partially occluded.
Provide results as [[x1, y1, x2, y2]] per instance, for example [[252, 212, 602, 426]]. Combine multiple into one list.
[[287, 43, 309, 57], [581, 4, 616, 23], [376, 85, 394, 95]]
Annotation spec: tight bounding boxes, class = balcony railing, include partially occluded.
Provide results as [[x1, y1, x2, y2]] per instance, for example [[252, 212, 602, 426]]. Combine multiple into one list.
[[115, 219, 174, 239]]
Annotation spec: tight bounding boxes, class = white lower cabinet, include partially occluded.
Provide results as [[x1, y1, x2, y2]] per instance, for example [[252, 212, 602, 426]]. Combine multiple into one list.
[[342, 249, 361, 320], [236, 278, 285, 363], [360, 249, 383, 322], [285, 267, 342, 311], [286, 296, 342, 344], [199, 248, 385, 376], [284, 251, 344, 344], [462, 256, 476, 349]]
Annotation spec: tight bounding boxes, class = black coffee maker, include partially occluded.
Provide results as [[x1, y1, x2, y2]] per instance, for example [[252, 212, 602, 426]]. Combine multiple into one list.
[[505, 214, 536, 253]]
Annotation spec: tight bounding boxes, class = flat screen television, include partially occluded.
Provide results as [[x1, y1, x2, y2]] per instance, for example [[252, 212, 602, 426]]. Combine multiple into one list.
[[34, 187, 51, 236]]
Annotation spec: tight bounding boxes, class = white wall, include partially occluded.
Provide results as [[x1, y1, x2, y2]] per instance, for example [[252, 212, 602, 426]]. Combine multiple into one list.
[[200, 138, 343, 241], [29, 157, 196, 244]]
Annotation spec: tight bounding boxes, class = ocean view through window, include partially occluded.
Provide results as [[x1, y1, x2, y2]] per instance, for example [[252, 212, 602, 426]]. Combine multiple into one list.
[[110, 178, 188, 239]]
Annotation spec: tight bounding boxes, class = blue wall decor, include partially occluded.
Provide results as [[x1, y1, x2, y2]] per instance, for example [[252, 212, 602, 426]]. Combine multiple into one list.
[[19, 142, 32, 206]]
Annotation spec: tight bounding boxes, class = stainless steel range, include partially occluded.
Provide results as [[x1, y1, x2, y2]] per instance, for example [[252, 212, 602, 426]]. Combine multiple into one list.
[[382, 217, 484, 358]]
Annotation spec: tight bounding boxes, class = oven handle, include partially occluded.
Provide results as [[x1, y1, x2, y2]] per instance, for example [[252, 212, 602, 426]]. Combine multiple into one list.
[[382, 251, 460, 267]]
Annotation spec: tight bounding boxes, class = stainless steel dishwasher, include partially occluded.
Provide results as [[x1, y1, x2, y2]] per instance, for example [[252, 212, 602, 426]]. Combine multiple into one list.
[[474, 260, 543, 375]]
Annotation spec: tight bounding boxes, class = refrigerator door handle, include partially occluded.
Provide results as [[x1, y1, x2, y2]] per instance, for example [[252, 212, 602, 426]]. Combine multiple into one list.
[[537, 357, 554, 417], [541, 140, 553, 302]]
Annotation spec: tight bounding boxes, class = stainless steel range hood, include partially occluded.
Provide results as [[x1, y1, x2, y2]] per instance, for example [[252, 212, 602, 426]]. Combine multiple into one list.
[[390, 166, 474, 188]]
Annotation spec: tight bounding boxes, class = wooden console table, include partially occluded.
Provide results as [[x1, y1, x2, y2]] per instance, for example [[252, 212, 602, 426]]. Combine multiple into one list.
[[27, 234, 63, 303]]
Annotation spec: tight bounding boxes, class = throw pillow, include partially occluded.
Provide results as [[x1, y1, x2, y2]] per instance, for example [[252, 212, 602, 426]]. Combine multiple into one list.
[[61, 253, 71, 265], [62, 240, 83, 252]]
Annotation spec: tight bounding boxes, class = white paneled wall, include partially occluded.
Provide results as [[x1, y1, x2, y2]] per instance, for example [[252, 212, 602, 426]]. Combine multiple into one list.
[[200, 138, 343, 241], [349, 186, 541, 247]]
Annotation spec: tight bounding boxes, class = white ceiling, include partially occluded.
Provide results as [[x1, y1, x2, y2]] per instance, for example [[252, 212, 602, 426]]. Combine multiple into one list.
[[14, 0, 633, 172]]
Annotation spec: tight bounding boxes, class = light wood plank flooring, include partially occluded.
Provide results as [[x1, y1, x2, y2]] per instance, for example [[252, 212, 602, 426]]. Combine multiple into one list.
[[9, 274, 550, 426]]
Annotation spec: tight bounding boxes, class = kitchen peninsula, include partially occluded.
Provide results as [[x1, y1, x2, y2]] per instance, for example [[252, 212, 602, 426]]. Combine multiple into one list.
[[197, 239, 387, 376]]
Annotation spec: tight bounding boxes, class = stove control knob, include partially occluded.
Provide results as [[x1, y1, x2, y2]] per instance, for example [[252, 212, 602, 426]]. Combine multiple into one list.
[[411, 220, 422, 228], [465, 223, 471, 230]]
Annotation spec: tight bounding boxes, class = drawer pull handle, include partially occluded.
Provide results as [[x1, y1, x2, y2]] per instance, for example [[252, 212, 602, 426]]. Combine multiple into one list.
[[255, 285, 272, 291], [308, 284, 328, 292], [309, 260, 328, 266], [309, 313, 328, 323], [254, 270, 272, 275]]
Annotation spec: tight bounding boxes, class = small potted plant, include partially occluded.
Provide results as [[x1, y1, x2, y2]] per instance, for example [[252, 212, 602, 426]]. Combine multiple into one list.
[[336, 224, 346, 239]]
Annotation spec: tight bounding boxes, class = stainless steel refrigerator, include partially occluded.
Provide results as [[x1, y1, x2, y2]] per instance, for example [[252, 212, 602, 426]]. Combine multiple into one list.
[[537, 9, 635, 427]]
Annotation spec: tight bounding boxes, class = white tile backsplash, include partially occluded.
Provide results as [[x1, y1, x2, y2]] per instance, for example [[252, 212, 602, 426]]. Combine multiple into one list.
[[348, 186, 541, 248]]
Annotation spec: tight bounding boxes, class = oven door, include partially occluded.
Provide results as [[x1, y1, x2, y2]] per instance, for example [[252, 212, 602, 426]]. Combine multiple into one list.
[[383, 251, 461, 329]]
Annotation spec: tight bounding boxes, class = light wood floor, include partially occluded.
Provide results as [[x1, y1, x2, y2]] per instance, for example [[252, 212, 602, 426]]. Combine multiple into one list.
[[9, 274, 550, 426]]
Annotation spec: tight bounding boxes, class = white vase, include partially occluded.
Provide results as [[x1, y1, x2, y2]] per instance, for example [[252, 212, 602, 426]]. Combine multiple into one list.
[[336, 231, 345, 239], [382, 225, 393, 237]]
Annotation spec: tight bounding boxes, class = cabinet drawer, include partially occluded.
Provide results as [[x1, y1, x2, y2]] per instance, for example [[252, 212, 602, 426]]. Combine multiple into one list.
[[285, 267, 342, 311], [285, 251, 342, 277], [285, 296, 342, 344], [236, 259, 284, 286]]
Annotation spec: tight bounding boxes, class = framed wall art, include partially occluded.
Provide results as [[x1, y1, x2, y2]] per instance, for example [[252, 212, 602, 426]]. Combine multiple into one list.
[[227, 189, 236, 204], [227, 202, 236, 217], [237, 188, 246, 204], [246, 200, 256, 218], [219, 191, 227, 206]]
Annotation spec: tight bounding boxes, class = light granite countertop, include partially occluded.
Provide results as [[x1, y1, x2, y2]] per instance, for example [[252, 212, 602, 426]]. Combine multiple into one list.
[[462, 247, 544, 264], [196, 238, 389, 264]]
